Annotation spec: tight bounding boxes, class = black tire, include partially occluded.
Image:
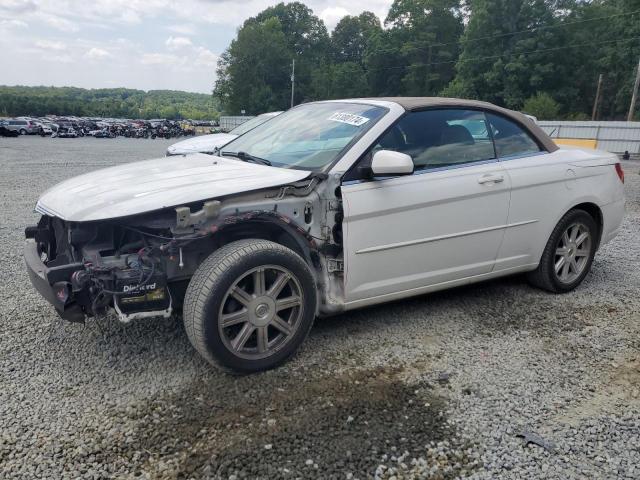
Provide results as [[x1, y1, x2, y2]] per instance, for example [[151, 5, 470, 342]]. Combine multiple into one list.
[[183, 239, 317, 373], [527, 209, 598, 293], [19, 129, 27, 135]]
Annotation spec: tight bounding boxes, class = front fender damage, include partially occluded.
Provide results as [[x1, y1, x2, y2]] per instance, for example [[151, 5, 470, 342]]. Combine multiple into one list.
[[168, 173, 345, 316], [28, 173, 346, 322]]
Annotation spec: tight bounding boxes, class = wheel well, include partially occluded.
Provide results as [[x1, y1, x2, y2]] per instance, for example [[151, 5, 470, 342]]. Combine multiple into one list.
[[571, 202, 603, 248], [213, 220, 311, 265]]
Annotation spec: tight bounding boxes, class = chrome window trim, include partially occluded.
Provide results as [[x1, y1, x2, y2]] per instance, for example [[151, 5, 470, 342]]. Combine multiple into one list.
[[342, 157, 501, 186], [342, 150, 549, 186]]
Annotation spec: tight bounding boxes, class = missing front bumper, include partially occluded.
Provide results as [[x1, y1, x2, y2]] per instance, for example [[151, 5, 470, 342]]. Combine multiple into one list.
[[24, 239, 85, 322]]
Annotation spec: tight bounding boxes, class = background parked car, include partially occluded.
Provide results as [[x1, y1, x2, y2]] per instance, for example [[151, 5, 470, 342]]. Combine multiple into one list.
[[53, 122, 78, 138], [35, 122, 54, 136], [5, 119, 39, 135], [89, 128, 115, 138], [166, 111, 282, 156], [0, 120, 20, 137], [2, 115, 216, 140]]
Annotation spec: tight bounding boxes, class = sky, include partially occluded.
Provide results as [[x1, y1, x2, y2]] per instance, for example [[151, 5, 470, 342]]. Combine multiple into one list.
[[0, 0, 393, 93]]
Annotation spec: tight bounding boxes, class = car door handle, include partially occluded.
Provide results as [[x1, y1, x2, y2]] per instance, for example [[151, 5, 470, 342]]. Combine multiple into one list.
[[477, 174, 504, 184]]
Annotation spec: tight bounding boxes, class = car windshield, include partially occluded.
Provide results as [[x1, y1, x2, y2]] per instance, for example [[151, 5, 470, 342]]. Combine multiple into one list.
[[229, 113, 278, 136], [220, 102, 386, 170]]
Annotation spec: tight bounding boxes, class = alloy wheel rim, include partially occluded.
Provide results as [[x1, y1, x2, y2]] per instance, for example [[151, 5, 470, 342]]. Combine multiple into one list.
[[554, 222, 591, 284], [218, 265, 304, 360]]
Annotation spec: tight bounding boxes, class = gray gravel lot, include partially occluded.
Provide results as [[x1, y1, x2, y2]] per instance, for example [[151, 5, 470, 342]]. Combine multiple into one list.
[[1, 136, 639, 479]]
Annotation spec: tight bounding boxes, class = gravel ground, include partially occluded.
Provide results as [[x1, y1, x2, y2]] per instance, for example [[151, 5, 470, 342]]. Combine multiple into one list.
[[1, 136, 639, 480]]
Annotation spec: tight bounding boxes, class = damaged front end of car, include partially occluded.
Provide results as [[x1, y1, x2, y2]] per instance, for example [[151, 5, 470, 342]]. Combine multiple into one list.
[[25, 173, 346, 323], [25, 212, 180, 323]]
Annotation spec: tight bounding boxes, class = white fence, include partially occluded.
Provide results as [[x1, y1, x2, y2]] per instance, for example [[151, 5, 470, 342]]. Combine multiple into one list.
[[218, 115, 255, 132], [538, 121, 640, 154]]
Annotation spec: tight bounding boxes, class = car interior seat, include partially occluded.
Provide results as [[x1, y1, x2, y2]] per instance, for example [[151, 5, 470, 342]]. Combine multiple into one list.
[[440, 124, 475, 146]]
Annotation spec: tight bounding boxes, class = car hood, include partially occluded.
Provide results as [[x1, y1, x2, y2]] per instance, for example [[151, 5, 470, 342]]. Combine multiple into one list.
[[166, 133, 237, 155], [36, 154, 311, 222]]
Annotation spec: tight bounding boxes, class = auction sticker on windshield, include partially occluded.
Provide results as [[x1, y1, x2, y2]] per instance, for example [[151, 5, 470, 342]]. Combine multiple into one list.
[[328, 112, 370, 127]]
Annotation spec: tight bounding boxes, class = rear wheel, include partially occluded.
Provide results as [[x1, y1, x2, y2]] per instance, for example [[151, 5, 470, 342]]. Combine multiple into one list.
[[527, 209, 598, 293], [183, 239, 316, 373], [19, 129, 27, 135]]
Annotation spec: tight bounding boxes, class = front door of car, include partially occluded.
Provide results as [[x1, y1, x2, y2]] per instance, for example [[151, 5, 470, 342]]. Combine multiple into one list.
[[480, 112, 561, 271], [340, 108, 511, 303]]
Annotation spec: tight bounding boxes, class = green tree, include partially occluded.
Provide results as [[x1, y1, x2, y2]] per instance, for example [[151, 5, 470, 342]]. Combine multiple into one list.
[[250, 2, 329, 57], [0, 86, 218, 119], [366, 0, 464, 97], [523, 92, 560, 119], [331, 12, 382, 63], [216, 3, 331, 111], [363, 29, 407, 96], [310, 62, 370, 99], [249, 2, 330, 105], [560, 0, 640, 119], [214, 17, 291, 113], [309, 12, 381, 99], [446, 0, 570, 109]]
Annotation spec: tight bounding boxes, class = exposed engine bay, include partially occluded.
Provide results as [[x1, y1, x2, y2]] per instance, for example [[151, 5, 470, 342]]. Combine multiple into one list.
[[25, 173, 345, 323]]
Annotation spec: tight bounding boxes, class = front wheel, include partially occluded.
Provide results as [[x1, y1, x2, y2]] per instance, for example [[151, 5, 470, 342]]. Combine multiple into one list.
[[183, 240, 317, 373], [527, 209, 598, 293]]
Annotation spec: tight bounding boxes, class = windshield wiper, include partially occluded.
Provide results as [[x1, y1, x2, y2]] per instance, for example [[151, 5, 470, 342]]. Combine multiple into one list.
[[221, 150, 272, 166]]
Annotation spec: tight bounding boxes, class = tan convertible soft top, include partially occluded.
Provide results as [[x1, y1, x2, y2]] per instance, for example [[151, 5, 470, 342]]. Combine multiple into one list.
[[371, 97, 559, 153]]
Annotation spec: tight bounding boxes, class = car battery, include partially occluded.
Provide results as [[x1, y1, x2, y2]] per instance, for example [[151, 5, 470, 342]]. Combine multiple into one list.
[[113, 268, 170, 315]]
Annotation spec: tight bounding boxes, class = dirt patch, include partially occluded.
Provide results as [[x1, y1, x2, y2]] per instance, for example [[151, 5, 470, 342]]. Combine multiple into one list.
[[99, 367, 465, 479], [557, 357, 640, 425]]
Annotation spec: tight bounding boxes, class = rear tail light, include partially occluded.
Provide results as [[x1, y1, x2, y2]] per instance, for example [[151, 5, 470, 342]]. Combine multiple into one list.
[[614, 163, 624, 183]]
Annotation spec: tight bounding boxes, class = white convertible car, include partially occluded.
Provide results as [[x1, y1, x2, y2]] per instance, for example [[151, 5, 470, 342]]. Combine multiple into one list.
[[165, 111, 282, 156], [26, 97, 625, 372]]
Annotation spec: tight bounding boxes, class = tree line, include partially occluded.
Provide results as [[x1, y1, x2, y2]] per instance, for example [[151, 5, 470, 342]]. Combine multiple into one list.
[[214, 0, 640, 120], [0, 86, 220, 120]]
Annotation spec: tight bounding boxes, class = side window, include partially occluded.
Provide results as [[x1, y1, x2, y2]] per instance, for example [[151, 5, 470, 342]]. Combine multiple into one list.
[[373, 109, 496, 171], [486, 113, 542, 158]]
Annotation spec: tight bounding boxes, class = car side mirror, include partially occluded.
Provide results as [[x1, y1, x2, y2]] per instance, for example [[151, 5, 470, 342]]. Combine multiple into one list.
[[370, 150, 414, 177]]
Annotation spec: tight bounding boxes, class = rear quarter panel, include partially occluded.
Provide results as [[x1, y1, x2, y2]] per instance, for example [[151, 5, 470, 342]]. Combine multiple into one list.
[[497, 148, 623, 270]]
